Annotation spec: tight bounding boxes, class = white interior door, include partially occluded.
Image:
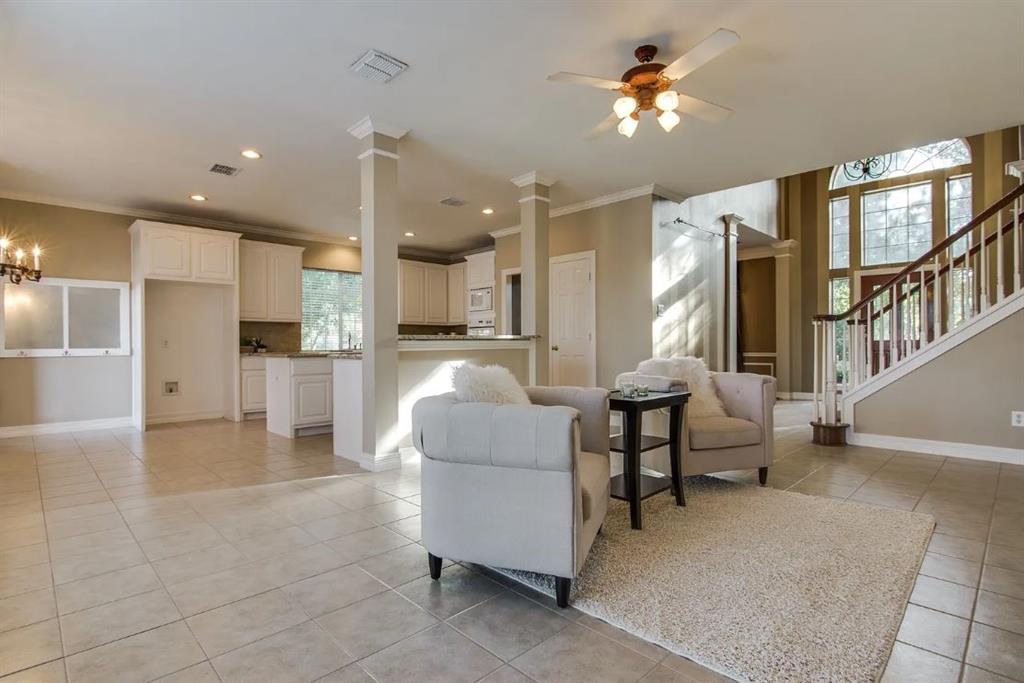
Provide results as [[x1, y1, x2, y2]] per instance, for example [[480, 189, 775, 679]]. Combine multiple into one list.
[[549, 252, 596, 386]]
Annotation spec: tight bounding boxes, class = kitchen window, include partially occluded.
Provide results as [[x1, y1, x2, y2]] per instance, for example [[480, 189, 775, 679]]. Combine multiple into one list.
[[301, 269, 362, 351]]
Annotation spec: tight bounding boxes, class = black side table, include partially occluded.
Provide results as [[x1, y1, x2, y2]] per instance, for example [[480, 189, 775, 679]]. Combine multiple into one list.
[[608, 390, 690, 530]]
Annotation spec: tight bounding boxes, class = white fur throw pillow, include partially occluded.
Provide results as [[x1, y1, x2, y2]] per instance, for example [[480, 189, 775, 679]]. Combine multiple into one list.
[[635, 356, 727, 418], [452, 364, 531, 405]]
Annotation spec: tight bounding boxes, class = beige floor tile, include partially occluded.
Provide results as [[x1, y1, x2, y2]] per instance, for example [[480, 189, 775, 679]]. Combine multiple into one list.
[[910, 574, 977, 619], [44, 514, 126, 542], [928, 533, 987, 562], [896, 604, 970, 660], [961, 664, 1018, 682], [166, 563, 277, 617], [151, 543, 247, 586], [0, 588, 56, 633], [282, 565, 388, 618], [479, 665, 537, 683], [397, 564, 504, 620], [510, 623, 658, 683], [42, 502, 117, 526], [48, 528, 136, 563], [449, 592, 572, 660], [231, 525, 318, 561], [0, 619, 62, 677], [316, 590, 437, 659], [151, 661, 220, 683], [138, 524, 224, 562], [325, 527, 412, 565], [255, 543, 346, 587], [301, 511, 377, 542], [986, 544, 1024, 573], [981, 565, 1024, 600], [59, 588, 181, 654], [211, 620, 353, 683], [0, 658, 67, 683], [0, 544, 49, 573], [360, 623, 502, 683], [974, 591, 1024, 636], [64, 621, 205, 683], [185, 589, 305, 657], [51, 543, 147, 586], [0, 563, 53, 600], [919, 551, 983, 587], [314, 663, 376, 683], [0, 527, 47, 553], [880, 642, 960, 683], [55, 564, 162, 615], [966, 623, 1024, 681], [357, 544, 436, 588]]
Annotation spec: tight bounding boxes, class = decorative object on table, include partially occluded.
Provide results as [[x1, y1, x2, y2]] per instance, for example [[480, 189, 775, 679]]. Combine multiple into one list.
[[0, 236, 42, 284], [619, 356, 725, 417], [619, 381, 637, 399], [412, 385, 611, 607], [494, 478, 934, 683], [451, 363, 530, 405], [636, 384, 649, 397], [609, 389, 689, 529], [242, 336, 267, 354]]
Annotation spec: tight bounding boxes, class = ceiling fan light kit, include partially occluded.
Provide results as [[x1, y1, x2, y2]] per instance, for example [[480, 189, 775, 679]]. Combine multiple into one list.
[[547, 28, 739, 139]]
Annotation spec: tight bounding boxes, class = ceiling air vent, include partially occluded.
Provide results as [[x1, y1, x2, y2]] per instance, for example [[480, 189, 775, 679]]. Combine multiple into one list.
[[439, 196, 468, 207], [349, 49, 408, 83], [209, 163, 242, 177]]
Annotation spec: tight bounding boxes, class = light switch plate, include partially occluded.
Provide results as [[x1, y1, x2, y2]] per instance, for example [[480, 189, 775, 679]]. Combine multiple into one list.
[[1012, 411, 1024, 427]]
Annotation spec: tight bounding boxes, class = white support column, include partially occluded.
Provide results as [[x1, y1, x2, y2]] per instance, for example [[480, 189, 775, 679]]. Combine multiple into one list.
[[722, 214, 743, 373], [347, 117, 407, 471], [771, 239, 798, 396], [512, 171, 556, 385]]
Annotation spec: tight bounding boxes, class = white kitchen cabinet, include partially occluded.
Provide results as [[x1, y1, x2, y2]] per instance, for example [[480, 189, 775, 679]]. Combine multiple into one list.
[[292, 374, 332, 426], [465, 250, 495, 287], [447, 262, 466, 324], [240, 356, 267, 414], [399, 260, 426, 324], [192, 233, 236, 282], [239, 243, 269, 319], [132, 221, 239, 283], [424, 265, 448, 323], [239, 240, 304, 322]]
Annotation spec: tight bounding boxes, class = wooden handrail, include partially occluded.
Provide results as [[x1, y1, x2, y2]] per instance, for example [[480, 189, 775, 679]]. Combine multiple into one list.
[[814, 183, 1024, 322]]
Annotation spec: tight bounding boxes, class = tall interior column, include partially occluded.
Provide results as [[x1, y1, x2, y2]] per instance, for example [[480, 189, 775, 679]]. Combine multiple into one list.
[[512, 172, 555, 385], [348, 117, 407, 471], [722, 213, 743, 372]]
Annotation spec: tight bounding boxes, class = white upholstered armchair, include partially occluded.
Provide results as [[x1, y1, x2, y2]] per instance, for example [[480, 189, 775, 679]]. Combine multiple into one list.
[[411, 387, 610, 608]]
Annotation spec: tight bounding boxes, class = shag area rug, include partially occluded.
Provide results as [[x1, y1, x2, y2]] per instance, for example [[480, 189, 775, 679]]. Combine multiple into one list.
[[499, 476, 934, 683]]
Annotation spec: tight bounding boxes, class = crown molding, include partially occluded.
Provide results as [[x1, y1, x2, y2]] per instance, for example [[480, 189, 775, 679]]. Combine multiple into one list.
[[489, 225, 521, 239], [346, 116, 409, 140], [356, 148, 400, 160], [518, 195, 550, 204], [549, 184, 684, 218], [510, 171, 557, 188], [0, 189, 357, 247]]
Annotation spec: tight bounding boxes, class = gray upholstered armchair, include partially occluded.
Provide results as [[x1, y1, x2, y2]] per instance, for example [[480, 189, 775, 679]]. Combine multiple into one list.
[[411, 387, 610, 608], [683, 373, 777, 484]]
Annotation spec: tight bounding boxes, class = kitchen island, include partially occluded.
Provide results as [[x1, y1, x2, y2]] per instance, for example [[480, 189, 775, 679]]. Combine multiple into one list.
[[264, 352, 360, 438], [332, 335, 537, 467]]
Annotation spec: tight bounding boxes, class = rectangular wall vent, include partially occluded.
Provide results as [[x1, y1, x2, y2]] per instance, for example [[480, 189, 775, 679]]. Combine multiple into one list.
[[209, 163, 242, 176], [349, 49, 408, 83], [439, 196, 468, 207]]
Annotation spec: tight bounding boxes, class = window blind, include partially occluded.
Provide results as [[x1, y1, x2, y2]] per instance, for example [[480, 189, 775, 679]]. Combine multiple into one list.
[[301, 269, 362, 351]]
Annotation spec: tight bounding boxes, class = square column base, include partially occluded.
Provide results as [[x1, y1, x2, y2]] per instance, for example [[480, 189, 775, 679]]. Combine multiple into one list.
[[360, 450, 402, 472]]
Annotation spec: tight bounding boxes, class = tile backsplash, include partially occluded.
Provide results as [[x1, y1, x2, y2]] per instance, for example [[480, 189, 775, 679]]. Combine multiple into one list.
[[240, 321, 301, 352]]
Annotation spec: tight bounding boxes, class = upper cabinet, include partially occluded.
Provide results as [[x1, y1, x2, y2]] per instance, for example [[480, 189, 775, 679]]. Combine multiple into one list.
[[446, 262, 466, 324], [465, 250, 495, 287], [424, 266, 448, 324], [239, 240, 305, 322], [131, 221, 239, 283], [399, 260, 427, 324]]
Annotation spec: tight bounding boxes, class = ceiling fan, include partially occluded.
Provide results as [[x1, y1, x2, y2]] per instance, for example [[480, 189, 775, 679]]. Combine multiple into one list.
[[548, 28, 739, 139]]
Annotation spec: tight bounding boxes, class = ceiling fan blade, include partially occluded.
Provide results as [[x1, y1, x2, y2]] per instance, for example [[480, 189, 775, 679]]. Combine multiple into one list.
[[676, 93, 733, 122], [585, 112, 619, 139], [659, 28, 740, 81], [547, 71, 626, 91]]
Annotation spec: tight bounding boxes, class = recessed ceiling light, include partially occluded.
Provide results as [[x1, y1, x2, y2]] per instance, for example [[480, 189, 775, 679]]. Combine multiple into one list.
[[240, 149, 262, 160], [190, 194, 208, 202], [404, 232, 415, 237], [481, 207, 494, 215], [347, 235, 359, 241]]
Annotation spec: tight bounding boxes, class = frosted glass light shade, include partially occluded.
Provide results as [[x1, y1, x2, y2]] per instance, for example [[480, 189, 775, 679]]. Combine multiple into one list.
[[654, 90, 680, 112], [617, 116, 639, 138], [612, 96, 638, 119], [657, 110, 680, 132]]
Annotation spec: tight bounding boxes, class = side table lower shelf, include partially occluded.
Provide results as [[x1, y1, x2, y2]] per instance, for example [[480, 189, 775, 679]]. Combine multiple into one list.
[[609, 473, 674, 502]]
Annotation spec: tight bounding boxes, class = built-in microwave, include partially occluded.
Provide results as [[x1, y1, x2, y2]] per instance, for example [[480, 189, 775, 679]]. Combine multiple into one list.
[[468, 286, 493, 312]]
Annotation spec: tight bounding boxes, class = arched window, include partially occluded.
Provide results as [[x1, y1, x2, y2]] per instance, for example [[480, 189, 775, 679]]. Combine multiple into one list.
[[829, 139, 971, 189]]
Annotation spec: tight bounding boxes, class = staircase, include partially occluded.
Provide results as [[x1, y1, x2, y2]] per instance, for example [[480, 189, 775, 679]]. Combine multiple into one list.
[[811, 181, 1024, 457]]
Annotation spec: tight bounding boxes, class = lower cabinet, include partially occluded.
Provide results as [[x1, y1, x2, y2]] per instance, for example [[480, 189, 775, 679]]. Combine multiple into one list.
[[240, 356, 267, 415], [292, 374, 332, 426]]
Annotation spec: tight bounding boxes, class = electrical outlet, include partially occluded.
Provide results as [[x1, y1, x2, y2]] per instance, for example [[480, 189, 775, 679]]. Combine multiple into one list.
[[1013, 411, 1024, 428], [163, 381, 179, 396]]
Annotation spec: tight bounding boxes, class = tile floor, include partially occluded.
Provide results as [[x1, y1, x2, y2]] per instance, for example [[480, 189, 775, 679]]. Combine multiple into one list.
[[0, 403, 1021, 683]]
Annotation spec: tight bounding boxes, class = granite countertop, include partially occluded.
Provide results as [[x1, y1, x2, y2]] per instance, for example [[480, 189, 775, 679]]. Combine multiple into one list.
[[254, 351, 362, 358], [397, 335, 539, 341]]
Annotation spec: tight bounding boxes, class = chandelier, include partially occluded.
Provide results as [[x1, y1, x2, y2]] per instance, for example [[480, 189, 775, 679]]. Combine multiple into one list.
[[0, 237, 42, 285], [841, 154, 894, 183]]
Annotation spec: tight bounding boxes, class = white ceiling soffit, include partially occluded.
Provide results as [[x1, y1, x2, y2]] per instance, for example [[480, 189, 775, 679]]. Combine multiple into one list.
[[0, 1, 1021, 253]]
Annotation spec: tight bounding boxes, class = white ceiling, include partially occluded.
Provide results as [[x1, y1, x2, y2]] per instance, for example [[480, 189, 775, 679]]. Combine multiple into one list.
[[1, 1, 1021, 253]]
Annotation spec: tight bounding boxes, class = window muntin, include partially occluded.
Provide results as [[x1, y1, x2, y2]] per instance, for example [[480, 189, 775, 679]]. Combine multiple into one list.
[[946, 175, 972, 258], [861, 182, 932, 266], [301, 269, 362, 351], [829, 197, 850, 269], [830, 139, 971, 189]]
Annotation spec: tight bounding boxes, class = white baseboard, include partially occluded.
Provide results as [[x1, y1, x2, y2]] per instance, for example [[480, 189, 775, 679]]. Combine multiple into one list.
[[146, 410, 227, 426], [847, 431, 1023, 465], [778, 392, 814, 400], [0, 416, 134, 438], [360, 450, 403, 472]]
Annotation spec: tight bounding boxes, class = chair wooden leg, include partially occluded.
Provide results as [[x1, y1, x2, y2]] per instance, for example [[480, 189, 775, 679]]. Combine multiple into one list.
[[428, 553, 442, 580], [555, 577, 571, 608], [758, 467, 768, 486]]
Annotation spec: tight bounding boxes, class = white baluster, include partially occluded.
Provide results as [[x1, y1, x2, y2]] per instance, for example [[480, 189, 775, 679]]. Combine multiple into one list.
[[980, 220, 989, 312], [919, 269, 927, 348], [948, 246, 956, 330], [812, 320, 820, 424], [1015, 197, 1021, 292], [889, 286, 897, 367], [997, 209, 1005, 303], [851, 318, 860, 388], [932, 254, 941, 341], [825, 321, 836, 424]]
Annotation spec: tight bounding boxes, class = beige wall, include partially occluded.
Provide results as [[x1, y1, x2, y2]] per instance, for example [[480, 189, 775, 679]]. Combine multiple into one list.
[[0, 197, 361, 428], [494, 195, 654, 389], [853, 310, 1024, 450]]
